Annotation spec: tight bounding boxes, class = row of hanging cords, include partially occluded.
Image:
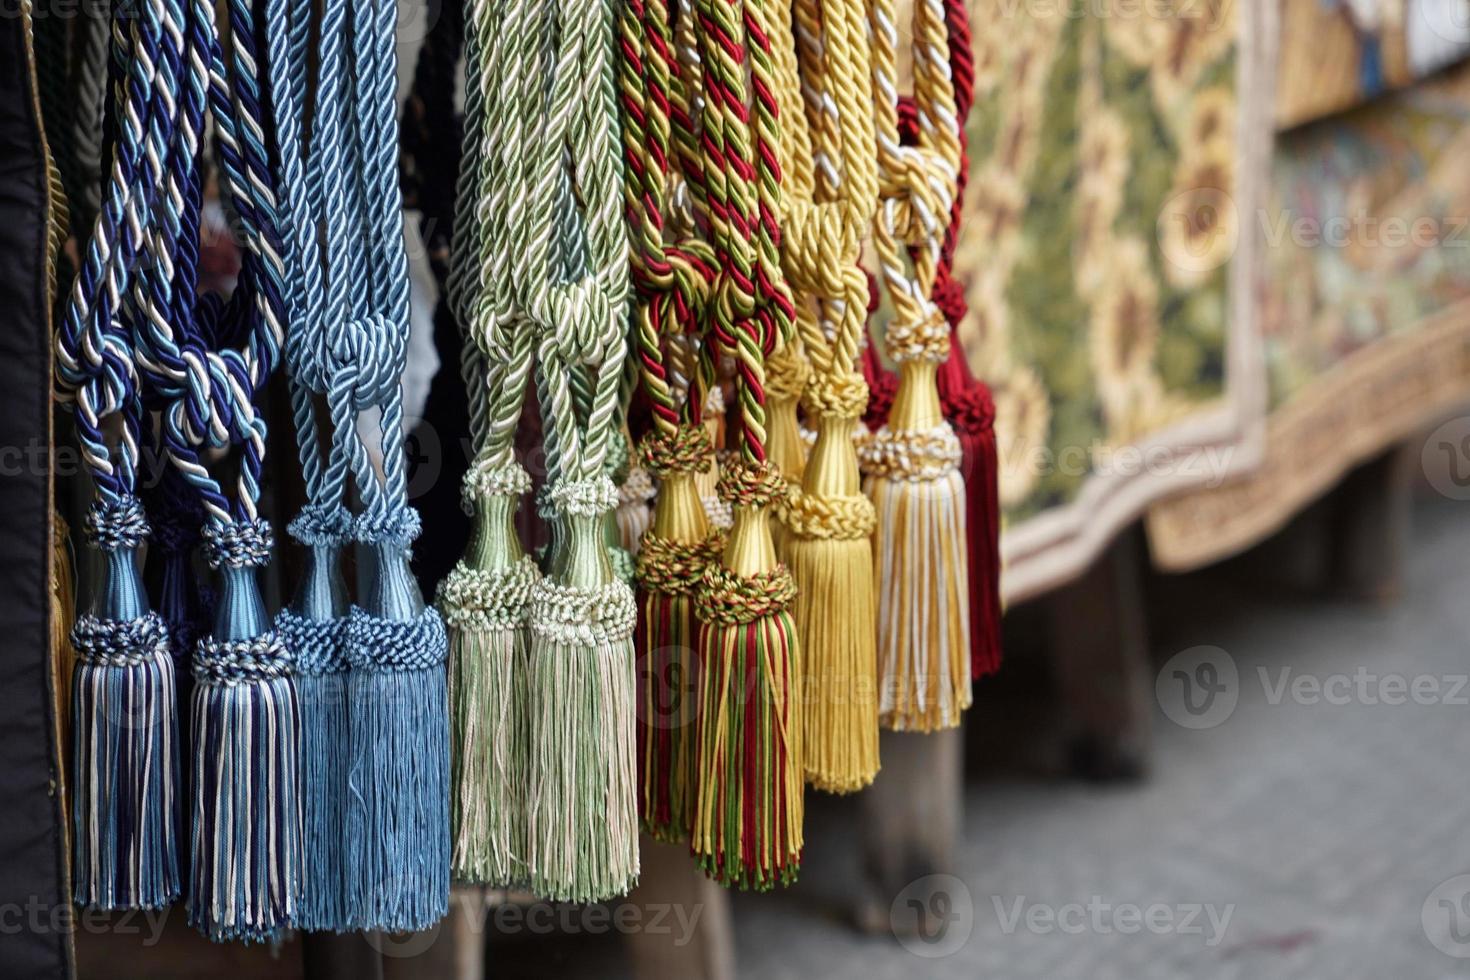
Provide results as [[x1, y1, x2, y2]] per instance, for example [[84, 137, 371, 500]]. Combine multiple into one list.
[[516, 0, 640, 904], [264, 0, 355, 931], [861, 0, 972, 733], [127, 0, 301, 939], [330, 0, 451, 934], [687, 0, 804, 891], [57, 0, 183, 913], [437, 0, 538, 889], [767, 0, 881, 794], [618, 0, 725, 844]]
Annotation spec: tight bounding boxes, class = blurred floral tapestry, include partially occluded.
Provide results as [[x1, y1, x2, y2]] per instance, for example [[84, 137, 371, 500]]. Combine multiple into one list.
[[930, 0, 1261, 600], [1148, 57, 1470, 566]]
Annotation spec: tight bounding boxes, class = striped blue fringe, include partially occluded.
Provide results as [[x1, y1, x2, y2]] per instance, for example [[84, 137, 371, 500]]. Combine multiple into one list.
[[187, 626, 302, 941], [345, 605, 450, 932], [70, 609, 181, 910]]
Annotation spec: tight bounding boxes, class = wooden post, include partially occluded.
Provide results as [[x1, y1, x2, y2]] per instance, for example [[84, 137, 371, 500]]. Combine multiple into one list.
[[624, 837, 735, 980], [1328, 443, 1414, 603], [1044, 529, 1151, 781], [856, 726, 964, 934]]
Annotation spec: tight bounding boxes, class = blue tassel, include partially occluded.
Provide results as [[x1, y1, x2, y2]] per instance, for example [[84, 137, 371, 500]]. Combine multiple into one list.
[[187, 521, 302, 942], [345, 520, 449, 932], [71, 497, 181, 911], [276, 508, 351, 932]]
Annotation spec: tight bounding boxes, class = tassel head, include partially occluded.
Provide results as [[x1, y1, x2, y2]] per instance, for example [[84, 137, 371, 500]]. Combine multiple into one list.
[[862, 304, 973, 732], [527, 476, 639, 902], [635, 427, 722, 842], [71, 496, 181, 911], [187, 518, 301, 941], [692, 463, 803, 889], [441, 461, 535, 887]]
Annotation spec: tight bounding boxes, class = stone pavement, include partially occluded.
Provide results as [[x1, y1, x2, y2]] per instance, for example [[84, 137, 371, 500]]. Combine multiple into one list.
[[487, 492, 1470, 978]]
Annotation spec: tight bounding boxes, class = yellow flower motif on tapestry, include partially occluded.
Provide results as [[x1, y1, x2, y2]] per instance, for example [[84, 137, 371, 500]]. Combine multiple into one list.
[[993, 364, 1052, 508]]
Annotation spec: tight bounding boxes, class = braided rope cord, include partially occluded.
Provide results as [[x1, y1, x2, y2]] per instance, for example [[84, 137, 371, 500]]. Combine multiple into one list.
[[517, 0, 631, 496], [767, 0, 876, 441], [868, 0, 960, 340], [691, 0, 795, 473], [619, 0, 721, 448]]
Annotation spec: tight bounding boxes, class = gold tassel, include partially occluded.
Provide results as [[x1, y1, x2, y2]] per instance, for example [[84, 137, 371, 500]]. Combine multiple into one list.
[[782, 377, 879, 790], [51, 513, 76, 774], [862, 308, 972, 732]]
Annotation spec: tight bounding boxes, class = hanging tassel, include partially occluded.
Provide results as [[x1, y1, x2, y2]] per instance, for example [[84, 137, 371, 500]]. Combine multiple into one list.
[[526, 476, 639, 901], [636, 427, 723, 842], [617, 464, 656, 556], [188, 519, 301, 940], [934, 280, 1002, 679], [71, 497, 181, 910], [782, 374, 880, 792], [692, 463, 802, 889], [439, 460, 535, 887], [51, 513, 76, 777], [345, 511, 450, 932], [861, 305, 972, 732], [274, 505, 350, 931]]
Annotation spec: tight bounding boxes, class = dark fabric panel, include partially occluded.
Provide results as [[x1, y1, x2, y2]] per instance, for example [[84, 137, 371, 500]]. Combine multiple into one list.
[[0, 12, 73, 980]]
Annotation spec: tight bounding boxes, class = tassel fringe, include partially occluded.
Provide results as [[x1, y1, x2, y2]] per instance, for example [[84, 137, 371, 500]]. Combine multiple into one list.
[[187, 631, 301, 940], [440, 557, 536, 886]]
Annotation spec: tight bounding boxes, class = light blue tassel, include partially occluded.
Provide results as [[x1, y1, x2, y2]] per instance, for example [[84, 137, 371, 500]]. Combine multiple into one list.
[[71, 497, 181, 910], [187, 520, 302, 941], [276, 508, 351, 932], [345, 516, 449, 932]]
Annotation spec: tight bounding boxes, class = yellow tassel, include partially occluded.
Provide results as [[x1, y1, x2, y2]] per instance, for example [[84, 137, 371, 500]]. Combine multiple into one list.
[[51, 513, 76, 777], [782, 406, 879, 791], [863, 353, 972, 733]]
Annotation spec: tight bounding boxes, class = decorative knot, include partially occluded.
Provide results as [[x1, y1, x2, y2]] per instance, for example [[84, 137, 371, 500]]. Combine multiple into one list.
[[943, 382, 996, 438], [717, 461, 786, 509], [354, 507, 422, 547], [194, 631, 294, 686], [71, 610, 170, 667], [288, 503, 353, 547], [859, 422, 964, 482], [202, 518, 274, 569], [346, 606, 448, 671], [547, 476, 619, 517], [438, 556, 538, 631], [529, 577, 637, 646], [932, 273, 967, 328], [606, 428, 632, 483], [85, 496, 150, 553], [695, 563, 797, 626], [637, 530, 726, 596], [885, 302, 951, 365], [802, 371, 869, 422], [781, 488, 877, 541], [766, 347, 812, 402], [331, 313, 409, 410], [462, 458, 532, 509], [640, 426, 712, 477]]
